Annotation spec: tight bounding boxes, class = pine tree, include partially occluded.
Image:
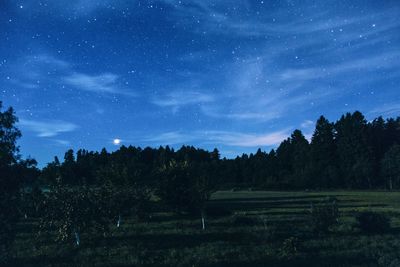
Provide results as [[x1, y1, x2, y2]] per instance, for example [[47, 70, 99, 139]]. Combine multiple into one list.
[[309, 116, 338, 188], [290, 130, 310, 188], [335, 111, 374, 188]]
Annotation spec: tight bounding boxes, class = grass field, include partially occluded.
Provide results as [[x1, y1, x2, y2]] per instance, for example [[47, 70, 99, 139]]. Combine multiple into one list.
[[10, 191, 400, 267]]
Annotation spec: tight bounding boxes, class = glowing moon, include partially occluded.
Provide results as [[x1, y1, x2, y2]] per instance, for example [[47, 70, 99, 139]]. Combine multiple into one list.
[[113, 138, 121, 145]]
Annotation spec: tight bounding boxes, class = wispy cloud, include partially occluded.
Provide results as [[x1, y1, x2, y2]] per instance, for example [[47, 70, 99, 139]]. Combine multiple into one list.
[[20, 0, 133, 15], [141, 129, 290, 148], [64, 73, 119, 93], [202, 130, 290, 147], [160, 0, 400, 124], [30, 54, 70, 68], [152, 90, 215, 112], [53, 139, 71, 146], [369, 103, 400, 116], [301, 120, 314, 129], [19, 119, 78, 137], [197, 56, 339, 122], [161, 0, 400, 40], [8, 53, 134, 96], [142, 131, 196, 144], [6, 53, 70, 89]]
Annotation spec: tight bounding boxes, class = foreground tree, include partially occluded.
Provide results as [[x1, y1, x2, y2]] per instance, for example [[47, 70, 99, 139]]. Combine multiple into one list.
[[157, 160, 217, 229], [40, 173, 152, 246], [95, 181, 151, 230], [40, 180, 96, 246], [0, 102, 22, 262]]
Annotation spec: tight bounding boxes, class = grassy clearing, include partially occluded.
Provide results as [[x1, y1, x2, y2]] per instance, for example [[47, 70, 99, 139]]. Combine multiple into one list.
[[10, 191, 400, 266]]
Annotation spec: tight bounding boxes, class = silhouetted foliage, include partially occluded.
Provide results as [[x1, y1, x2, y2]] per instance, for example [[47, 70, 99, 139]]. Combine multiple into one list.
[[310, 197, 339, 234], [279, 237, 299, 259], [156, 158, 217, 215], [381, 144, 400, 190], [355, 211, 391, 234], [309, 116, 338, 188], [35, 111, 400, 193], [39, 181, 95, 245], [0, 102, 38, 262]]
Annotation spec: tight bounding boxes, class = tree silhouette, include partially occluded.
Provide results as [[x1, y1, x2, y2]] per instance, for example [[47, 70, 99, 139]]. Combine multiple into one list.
[[381, 145, 400, 190], [309, 116, 338, 188], [0, 102, 22, 261]]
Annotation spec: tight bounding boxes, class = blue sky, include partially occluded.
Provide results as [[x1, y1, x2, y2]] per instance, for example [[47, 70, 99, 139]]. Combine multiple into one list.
[[1, 0, 399, 166]]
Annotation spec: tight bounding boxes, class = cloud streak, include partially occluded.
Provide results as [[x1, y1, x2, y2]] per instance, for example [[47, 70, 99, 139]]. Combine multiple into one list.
[[64, 73, 120, 93], [141, 129, 290, 148], [19, 119, 78, 137], [152, 90, 215, 112], [202, 130, 290, 147], [369, 103, 400, 116], [8, 53, 134, 96]]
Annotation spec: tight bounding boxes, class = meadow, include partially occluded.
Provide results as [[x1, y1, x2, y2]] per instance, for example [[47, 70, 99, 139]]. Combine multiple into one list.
[[9, 190, 400, 267]]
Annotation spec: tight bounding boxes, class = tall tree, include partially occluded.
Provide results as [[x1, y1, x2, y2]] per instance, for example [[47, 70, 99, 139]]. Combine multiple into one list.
[[290, 130, 310, 188], [309, 116, 338, 188], [366, 117, 386, 187], [40, 156, 61, 185], [60, 149, 78, 185], [335, 111, 374, 188], [0, 102, 22, 262], [156, 159, 216, 219], [276, 138, 294, 188], [40, 181, 97, 246]]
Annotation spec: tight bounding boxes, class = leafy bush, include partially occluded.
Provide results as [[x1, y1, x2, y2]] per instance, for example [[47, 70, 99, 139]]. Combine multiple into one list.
[[156, 160, 216, 215], [20, 185, 45, 218], [279, 237, 299, 259], [355, 211, 391, 234], [377, 254, 400, 267], [310, 197, 339, 233]]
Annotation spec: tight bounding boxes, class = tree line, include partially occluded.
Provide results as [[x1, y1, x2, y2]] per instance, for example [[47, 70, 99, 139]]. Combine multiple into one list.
[[38, 111, 400, 190]]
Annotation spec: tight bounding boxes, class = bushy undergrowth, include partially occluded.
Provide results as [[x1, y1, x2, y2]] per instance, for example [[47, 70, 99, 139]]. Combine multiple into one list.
[[355, 211, 391, 234], [310, 197, 339, 234], [279, 237, 299, 259]]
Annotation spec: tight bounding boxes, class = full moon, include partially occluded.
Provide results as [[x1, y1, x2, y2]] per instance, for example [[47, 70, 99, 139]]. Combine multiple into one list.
[[113, 138, 121, 145]]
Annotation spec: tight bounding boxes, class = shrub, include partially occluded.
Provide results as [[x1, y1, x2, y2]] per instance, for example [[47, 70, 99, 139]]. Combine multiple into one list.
[[355, 211, 391, 234], [156, 160, 216, 216], [310, 198, 339, 234], [377, 254, 400, 267], [20, 185, 45, 218], [279, 237, 299, 259]]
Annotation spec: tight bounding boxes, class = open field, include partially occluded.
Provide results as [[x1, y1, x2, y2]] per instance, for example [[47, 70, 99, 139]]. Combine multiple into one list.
[[10, 191, 400, 267]]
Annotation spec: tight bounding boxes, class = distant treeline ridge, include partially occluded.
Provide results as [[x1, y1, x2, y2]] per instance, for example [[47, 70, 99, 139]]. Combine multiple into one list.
[[40, 111, 400, 190]]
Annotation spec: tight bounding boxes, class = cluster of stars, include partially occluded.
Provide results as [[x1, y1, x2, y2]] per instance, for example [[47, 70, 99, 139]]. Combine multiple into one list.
[[0, 0, 397, 166]]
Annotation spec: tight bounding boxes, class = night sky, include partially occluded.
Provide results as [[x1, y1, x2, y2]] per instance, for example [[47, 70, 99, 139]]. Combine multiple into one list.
[[1, 0, 400, 166]]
